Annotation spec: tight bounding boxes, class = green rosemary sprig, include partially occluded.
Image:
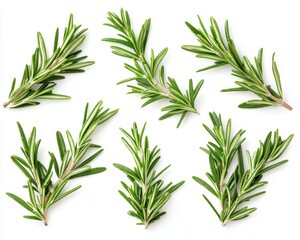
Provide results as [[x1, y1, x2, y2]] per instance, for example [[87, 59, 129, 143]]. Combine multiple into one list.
[[103, 9, 203, 127], [183, 17, 292, 110], [114, 123, 185, 228], [193, 112, 293, 226], [3, 14, 94, 108], [7, 101, 118, 225]]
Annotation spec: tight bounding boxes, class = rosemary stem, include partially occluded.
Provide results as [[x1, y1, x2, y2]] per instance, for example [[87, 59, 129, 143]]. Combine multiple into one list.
[[45, 162, 75, 204], [42, 211, 48, 226], [31, 166, 49, 225], [144, 222, 149, 229], [234, 61, 293, 111], [222, 195, 243, 227], [3, 84, 31, 108], [139, 147, 150, 227], [268, 94, 292, 110], [138, 55, 176, 100], [219, 181, 224, 212], [152, 78, 176, 99], [261, 84, 293, 110], [4, 60, 61, 108]]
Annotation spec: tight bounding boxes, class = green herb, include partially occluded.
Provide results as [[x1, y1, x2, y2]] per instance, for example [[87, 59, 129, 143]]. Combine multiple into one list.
[[183, 17, 292, 110], [3, 14, 94, 108], [114, 123, 185, 228], [193, 112, 293, 226], [7, 101, 118, 225], [103, 9, 203, 127]]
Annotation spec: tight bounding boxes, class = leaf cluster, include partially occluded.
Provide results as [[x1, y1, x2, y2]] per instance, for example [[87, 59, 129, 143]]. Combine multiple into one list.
[[4, 14, 94, 108], [183, 16, 292, 110], [193, 112, 293, 225], [114, 123, 184, 228], [7, 101, 118, 225], [103, 9, 203, 127]]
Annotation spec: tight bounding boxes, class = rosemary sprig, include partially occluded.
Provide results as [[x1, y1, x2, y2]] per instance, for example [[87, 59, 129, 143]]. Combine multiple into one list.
[[103, 9, 203, 127], [194, 112, 293, 226], [3, 14, 94, 108], [7, 101, 118, 225], [183, 17, 292, 110], [114, 123, 185, 228]]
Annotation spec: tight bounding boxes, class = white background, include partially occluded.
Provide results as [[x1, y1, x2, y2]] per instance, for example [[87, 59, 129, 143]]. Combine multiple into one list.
[[0, 0, 299, 239]]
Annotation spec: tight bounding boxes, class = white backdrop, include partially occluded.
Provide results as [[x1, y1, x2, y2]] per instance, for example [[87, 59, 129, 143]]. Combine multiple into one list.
[[0, 0, 299, 239]]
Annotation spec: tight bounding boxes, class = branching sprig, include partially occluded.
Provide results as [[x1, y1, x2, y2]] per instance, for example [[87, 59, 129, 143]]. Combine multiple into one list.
[[4, 14, 94, 108], [183, 17, 292, 110], [103, 9, 203, 127], [114, 123, 185, 228], [7, 101, 118, 225], [193, 113, 293, 226]]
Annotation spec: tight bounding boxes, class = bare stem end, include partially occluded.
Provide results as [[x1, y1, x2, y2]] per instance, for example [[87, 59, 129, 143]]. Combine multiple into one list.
[[144, 222, 149, 229], [282, 101, 293, 111], [3, 102, 9, 108]]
